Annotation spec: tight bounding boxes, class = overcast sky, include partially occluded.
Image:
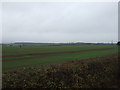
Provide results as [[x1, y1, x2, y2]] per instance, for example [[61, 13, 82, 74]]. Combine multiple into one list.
[[2, 2, 118, 43]]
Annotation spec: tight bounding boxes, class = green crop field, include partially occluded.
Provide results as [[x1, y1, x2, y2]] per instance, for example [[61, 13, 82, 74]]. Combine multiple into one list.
[[2, 45, 118, 71], [2, 45, 119, 88]]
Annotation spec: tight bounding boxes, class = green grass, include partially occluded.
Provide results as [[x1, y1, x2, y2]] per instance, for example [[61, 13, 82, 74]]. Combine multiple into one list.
[[2, 45, 118, 71], [2, 45, 116, 55]]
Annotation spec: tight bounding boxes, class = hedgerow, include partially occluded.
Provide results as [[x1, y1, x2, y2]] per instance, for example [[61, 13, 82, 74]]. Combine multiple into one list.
[[2, 54, 119, 88]]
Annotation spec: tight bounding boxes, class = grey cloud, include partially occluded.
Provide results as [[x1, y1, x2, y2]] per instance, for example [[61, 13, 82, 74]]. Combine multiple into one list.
[[2, 2, 118, 43]]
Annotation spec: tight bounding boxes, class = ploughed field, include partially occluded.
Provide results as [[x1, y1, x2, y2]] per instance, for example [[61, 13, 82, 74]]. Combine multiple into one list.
[[2, 45, 118, 71]]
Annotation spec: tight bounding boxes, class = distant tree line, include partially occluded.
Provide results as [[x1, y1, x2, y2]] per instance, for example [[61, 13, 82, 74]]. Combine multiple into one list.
[[117, 41, 120, 46]]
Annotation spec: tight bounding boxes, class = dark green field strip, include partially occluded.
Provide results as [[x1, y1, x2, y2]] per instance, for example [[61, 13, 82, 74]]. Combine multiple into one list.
[[2, 45, 117, 56], [3, 47, 114, 61], [3, 47, 114, 57], [3, 48, 118, 71]]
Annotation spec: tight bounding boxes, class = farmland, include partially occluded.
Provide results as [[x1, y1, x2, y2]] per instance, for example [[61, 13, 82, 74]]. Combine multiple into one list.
[[2, 45, 119, 88], [2, 45, 118, 71]]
